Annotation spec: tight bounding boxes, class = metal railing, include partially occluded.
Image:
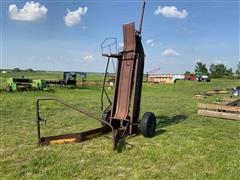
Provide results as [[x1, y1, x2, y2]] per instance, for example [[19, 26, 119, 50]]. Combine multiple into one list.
[[36, 97, 116, 149]]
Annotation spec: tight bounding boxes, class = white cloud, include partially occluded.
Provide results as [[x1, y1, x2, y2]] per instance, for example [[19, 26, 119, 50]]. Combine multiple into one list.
[[83, 55, 94, 61], [146, 39, 154, 44], [154, 6, 188, 19], [196, 58, 202, 63], [146, 39, 161, 47], [64, 7, 88, 27], [162, 48, 179, 56], [9, 1, 47, 22]]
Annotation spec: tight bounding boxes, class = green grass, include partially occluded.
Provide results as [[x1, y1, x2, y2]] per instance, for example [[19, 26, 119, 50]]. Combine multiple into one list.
[[0, 72, 239, 179]]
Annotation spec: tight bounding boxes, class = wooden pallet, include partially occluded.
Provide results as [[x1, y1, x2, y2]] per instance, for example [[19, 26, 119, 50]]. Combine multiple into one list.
[[197, 99, 240, 121]]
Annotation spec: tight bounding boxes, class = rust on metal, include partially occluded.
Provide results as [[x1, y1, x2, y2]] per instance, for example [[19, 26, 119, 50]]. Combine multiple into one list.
[[39, 127, 108, 145], [138, 0, 146, 34], [36, 97, 116, 149], [35, 0, 148, 150], [113, 23, 136, 121]]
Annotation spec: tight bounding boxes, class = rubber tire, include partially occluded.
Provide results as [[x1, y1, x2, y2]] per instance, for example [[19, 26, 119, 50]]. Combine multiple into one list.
[[141, 112, 156, 137]]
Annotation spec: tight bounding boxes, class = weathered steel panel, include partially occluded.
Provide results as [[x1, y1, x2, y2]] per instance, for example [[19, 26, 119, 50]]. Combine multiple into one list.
[[113, 23, 136, 120], [39, 127, 108, 145]]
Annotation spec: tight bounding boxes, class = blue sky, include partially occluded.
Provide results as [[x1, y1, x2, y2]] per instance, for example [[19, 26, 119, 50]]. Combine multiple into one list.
[[1, 0, 239, 73]]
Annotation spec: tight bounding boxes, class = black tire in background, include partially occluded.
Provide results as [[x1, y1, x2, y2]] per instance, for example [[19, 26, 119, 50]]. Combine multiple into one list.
[[141, 112, 156, 137]]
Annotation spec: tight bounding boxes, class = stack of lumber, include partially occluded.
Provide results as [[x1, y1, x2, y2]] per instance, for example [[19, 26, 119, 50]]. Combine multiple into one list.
[[194, 94, 207, 99], [206, 89, 229, 95], [197, 99, 240, 121], [196, 89, 229, 96]]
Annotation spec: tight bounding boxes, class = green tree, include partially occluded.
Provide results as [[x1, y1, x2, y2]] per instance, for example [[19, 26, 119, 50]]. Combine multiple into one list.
[[210, 64, 230, 78], [184, 71, 191, 76], [236, 61, 240, 74], [225, 68, 233, 79], [13, 68, 21, 72], [26, 68, 34, 72], [195, 62, 209, 75], [235, 61, 240, 79], [184, 71, 194, 76]]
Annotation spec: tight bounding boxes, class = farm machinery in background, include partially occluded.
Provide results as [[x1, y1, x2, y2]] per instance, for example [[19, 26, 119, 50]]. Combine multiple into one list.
[[185, 71, 211, 82], [5, 71, 87, 92], [36, 0, 157, 150], [146, 65, 211, 83], [146, 74, 185, 84], [146, 72, 210, 84], [6, 78, 48, 92], [46, 72, 87, 87]]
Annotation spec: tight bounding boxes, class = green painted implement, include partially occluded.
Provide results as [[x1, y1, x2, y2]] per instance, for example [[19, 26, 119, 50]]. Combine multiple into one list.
[[6, 78, 48, 91]]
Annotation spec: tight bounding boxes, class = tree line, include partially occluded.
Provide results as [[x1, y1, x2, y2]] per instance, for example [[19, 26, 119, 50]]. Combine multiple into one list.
[[6, 68, 34, 72], [185, 61, 240, 79]]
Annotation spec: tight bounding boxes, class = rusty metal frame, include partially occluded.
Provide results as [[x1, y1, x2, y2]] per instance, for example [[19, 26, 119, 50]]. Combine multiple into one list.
[[36, 97, 118, 149], [104, 21, 145, 137], [35, 0, 147, 150], [106, 1, 146, 137]]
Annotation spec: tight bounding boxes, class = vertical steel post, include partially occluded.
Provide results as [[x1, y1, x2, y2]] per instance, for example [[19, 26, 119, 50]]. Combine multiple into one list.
[[138, 0, 146, 34]]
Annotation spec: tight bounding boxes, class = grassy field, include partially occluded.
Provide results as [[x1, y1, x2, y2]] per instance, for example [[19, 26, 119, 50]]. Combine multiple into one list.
[[0, 72, 239, 179]]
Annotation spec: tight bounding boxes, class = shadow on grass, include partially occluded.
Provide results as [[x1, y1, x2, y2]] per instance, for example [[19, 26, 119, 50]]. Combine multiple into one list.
[[104, 115, 187, 152], [155, 129, 167, 136], [156, 115, 188, 129], [152, 115, 187, 137]]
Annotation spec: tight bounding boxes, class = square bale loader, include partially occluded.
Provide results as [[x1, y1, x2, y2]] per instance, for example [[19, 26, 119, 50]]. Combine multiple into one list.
[[36, 0, 156, 150]]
